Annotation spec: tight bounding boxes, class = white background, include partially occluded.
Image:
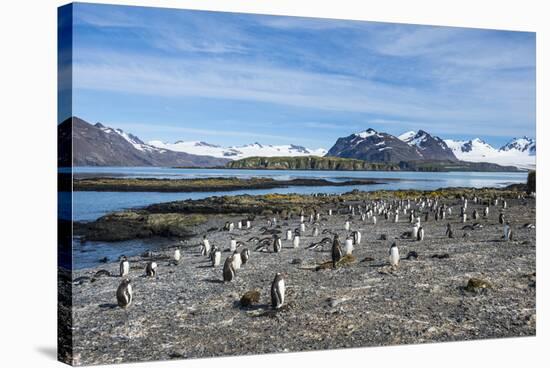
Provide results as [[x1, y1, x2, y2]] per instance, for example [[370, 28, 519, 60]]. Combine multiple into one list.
[[0, 0, 547, 367]]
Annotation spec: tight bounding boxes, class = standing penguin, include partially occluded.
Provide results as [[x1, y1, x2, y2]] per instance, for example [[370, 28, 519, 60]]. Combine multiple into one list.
[[119, 256, 130, 277], [116, 278, 132, 309], [173, 249, 181, 263], [312, 226, 319, 237], [484, 206, 489, 217], [145, 261, 157, 277], [394, 213, 399, 223], [286, 229, 293, 240], [462, 213, 467, 223], [499, 213, 505, 225], [417, 226, 424, 241], [331, 234, 343, 268], [352, 230, 361, 245], [271, 273, 285, 309], [223, 255, 236, 282], [504, 222, 513, 241], [211, 248, 221, 267], [240, 248, 250, 265], [389, 242, 399, 267], [344, 221, 350, 231], [293, 235, 300, 248], [231, 250, 242, 270], [445, 223, 454, 238], [473, 209, 479, 220], [300, 223, 306, 234], [273, 235, 282, 253], [343, 236, 354, 256], [202, 236, 211, 255], [411, 224, 419, 239]]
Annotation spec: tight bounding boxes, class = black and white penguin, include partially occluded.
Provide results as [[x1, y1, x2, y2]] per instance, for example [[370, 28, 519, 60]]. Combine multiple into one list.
[[343, 236, 354, 256], [389, 242, 399, 267], [116, 278, 132, 309], [173, 249, 181, 263], [499, 213, 505, 224], [344, 220, 350, 231], [331, 234, 343, 268], [484, 206, 489, 217], [211, 247, 221, 267], [271, 273, 285, 309], [352, 230, 361, 245], [273, 235, 282, 253], [223, 255, 236, 282], [293, 234, 300, 248], [145, 261, 157, 277], [445, 223, 454, 238], [472, 209, 479, 220], [231, 250, 242, 270], [417, 226, 424, 241], [240, 248, 250, 265], [504, 222, 513, 241], [119, 256, 130, 277]]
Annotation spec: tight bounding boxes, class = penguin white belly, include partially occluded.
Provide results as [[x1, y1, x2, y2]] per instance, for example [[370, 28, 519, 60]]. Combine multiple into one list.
[[122, 262, 129, 276], [389, 248, 399, 266], [277, 279, 286, 306], [230, 239, 237, 252], [213, 251, 221, 266], [232, 253, 242, 269], [293, 236, 300, 248], [286, 230, 293, 240], [344, 239, 354, 255]]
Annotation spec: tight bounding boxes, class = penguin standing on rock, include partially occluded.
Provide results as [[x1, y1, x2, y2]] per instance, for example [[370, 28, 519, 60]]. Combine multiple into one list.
[[223, 256, 235, 282], [504, 222, 513, 241], [273, 235, 282, 253], [119, 256, 130, 277], [145, 261, 157, 277], [240, 248, 250, 265], [331, 234, 343, 268], [417, 226, 424, 241], [116, 278, 132, 309], [389, 242, 399, 267], [271, 273, 285, 309]]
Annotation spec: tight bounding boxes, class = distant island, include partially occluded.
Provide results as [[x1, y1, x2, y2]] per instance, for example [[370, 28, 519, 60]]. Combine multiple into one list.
[[224, 156, 521, 172]]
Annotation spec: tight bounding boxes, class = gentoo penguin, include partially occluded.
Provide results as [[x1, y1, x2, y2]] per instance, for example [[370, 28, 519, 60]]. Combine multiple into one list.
[[231, 251, 242, 270], [343, 236, 354, 256], [503, 222, 513, 241], [411, 224, 419, 239], [328, 209, 333, 216], [145, 261, 157, 277], [273, 235, 282, 253], [211, 248, 221, 267], [417, 226, 424, 241], [116, 278, 132, 309], [462, 213, 467, 223], [237, 221, 242, 230], [300, 223, 306, 233], [344, 221, 350, 231], [293, 235, 300, 248], [394, 213, 399, 223], [331, 234, 343, 268], [173, 249, 181, 263], [228, 222, 235, 232], [286, 229, 293, 240], [372, 216, 377, 225], [445, 223, 454, 238], [484, 206, 489, 217], [246, 220, 251, 229], [352, 230, 361, 245], [499, 213, 505, 224], [223, 256, 235, 282], [202, 236, 211, 255], [389, 242, 399, 267], [472, 209, 479, 220], [312, 226, 319, 237], [271, 273, 285, 309], [240, 248, 250, 265], [230, 238, 237, 252], [502, 200, 507, 209], [119, 256, 130, 277]]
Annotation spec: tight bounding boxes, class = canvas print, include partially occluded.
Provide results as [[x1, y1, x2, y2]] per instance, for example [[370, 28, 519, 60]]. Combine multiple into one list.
[[58, 2, 536, 366]]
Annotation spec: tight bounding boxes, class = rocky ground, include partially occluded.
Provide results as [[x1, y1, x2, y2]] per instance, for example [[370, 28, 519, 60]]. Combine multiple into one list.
[[67, 191, 536, 366]]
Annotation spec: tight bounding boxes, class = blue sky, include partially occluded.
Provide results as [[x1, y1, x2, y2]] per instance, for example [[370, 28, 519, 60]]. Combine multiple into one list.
[[61, 3, 536, 149]]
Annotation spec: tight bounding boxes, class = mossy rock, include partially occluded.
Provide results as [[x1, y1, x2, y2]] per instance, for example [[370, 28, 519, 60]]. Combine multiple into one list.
[[316, 254, 357, 271], [465, 278, 492, 292], [240, 290, 261, 307]]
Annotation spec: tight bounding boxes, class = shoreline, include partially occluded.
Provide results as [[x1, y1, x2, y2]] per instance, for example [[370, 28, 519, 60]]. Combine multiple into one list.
[[67, 189, 536, 365], [72, 177, 391, 193]]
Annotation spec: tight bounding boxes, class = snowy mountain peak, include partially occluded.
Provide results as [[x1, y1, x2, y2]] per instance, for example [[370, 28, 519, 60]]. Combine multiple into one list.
[[148, 140, 327, 160], [499, 136, 535, 155], [398, 131, 416, 141], [354, 128, 379, 139]]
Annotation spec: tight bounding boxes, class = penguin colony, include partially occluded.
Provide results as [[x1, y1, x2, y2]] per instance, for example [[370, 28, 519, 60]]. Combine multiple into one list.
[[101, 191, 533, 337]]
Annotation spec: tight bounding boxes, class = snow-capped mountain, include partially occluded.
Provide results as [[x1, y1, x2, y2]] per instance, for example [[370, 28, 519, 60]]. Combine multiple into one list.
[[398, 130, 457, 161], [58, 118, 229, 167], [326, 128, 456, 163], [148, 140, 327, 160], [443, 136, 535, 170]]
